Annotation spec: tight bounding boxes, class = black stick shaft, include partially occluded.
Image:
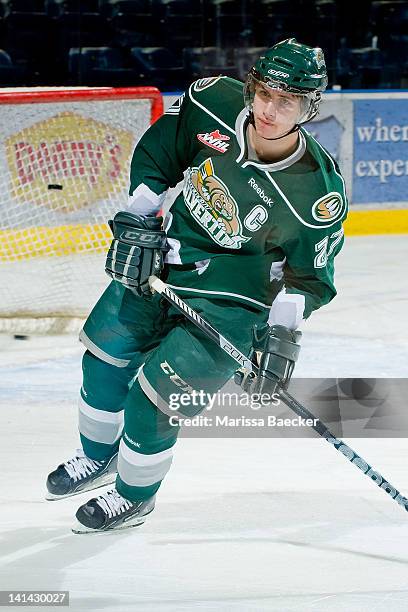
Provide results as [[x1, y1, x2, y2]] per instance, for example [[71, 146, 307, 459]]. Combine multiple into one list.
[[149, 275, 408, 513]]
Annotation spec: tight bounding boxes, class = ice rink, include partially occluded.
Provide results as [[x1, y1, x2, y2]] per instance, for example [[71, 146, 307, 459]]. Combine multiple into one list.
[[1, 234, 408, 612]]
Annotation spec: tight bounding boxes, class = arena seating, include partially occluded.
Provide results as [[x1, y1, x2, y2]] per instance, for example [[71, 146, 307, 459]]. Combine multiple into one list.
[[0, 0, 405, 89]]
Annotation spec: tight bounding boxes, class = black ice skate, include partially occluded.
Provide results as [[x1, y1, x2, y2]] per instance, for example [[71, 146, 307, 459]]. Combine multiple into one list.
[[46, 449, 118, 500], [73, 488, 155, 534]]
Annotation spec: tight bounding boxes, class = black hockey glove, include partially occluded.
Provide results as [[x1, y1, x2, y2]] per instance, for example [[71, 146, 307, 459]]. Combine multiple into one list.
[[105, 212, 168, 296], [234, 324, 302, 395]]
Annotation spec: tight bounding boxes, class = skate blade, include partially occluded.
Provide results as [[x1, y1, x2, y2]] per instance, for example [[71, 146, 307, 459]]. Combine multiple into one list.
[[45, 474, 117, 501], [71, 516, 147, 534]]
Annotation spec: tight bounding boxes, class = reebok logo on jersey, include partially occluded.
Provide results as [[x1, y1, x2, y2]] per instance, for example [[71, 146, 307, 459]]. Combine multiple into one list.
[[197, 130, 230, 153], [311, 192, 345, 222], [248, 178, 273, 207]]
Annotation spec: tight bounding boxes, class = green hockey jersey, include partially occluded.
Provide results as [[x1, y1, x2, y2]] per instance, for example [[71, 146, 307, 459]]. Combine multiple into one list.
[[128, 76, 348, 320]]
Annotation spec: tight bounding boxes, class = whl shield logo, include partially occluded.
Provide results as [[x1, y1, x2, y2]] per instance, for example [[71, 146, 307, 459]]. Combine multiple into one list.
[[197, 129, 230, 153]]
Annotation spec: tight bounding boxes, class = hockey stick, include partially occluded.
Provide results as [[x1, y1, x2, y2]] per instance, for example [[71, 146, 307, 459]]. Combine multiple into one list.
[[149, 275, 408, 513]]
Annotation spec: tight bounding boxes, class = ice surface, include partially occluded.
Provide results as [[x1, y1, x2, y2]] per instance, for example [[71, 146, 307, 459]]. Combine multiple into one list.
[[0, 235, 408, 612]]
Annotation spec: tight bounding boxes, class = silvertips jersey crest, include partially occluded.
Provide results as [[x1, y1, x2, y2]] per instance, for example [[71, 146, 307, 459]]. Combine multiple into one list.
[[183, 158, 250, 249]]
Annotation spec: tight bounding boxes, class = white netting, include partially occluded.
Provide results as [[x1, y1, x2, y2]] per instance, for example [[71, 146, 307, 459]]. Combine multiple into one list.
[[0, 87, 162, 334]]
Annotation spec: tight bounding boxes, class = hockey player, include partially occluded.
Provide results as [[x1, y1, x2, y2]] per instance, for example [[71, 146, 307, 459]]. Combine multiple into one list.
[[46, 39, 348, 533]]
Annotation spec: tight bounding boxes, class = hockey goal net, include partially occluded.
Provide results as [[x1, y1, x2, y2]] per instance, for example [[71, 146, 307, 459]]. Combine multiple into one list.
[[0, 86, 163, 334]]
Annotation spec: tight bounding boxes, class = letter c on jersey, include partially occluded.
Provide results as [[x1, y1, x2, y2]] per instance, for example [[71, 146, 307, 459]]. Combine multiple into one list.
[[244, 205, 268, 232]]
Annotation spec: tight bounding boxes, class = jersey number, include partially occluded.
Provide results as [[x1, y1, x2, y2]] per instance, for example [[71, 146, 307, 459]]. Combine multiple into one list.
[[314, 228, 344, 268]]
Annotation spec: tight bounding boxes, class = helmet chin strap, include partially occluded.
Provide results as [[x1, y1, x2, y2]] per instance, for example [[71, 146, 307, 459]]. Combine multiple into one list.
[[248, 111, 300, 141]]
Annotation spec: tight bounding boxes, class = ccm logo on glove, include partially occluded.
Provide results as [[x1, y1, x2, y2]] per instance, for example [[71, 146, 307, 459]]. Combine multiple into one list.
[[106, 212, 168, 296]]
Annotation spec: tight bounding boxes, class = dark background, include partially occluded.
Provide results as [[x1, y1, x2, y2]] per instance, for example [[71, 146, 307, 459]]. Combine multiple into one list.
[[0, 0, 407, 90]]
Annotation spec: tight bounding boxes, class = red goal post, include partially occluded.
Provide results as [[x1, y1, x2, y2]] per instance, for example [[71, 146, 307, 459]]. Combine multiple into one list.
[[0, 86, 163, 333], [0, 86, 163, 119]]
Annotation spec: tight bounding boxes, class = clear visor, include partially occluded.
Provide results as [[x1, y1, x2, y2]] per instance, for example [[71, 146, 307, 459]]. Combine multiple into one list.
[[244, 74, 320, 125]]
